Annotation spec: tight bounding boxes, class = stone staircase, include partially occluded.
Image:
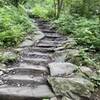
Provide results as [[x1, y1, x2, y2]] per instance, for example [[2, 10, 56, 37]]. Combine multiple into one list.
[[0, 19, 66, 100]]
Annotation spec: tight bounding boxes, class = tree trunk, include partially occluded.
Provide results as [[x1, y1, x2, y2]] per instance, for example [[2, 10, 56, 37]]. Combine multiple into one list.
[[54, 0, 64, 18]]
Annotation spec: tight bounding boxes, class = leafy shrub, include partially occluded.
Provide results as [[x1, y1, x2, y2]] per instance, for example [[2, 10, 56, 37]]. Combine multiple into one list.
[[54, 15, 100, 49], [54, 14, 75, 34], [0, 0, 27, 7], [32, 0, 54, 19], [0, 5, 34, 47], [74, 18, 100, 49], [32, 5, 49, 19]]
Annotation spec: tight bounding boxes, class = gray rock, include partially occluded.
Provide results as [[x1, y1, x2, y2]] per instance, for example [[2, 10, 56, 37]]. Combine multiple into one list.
[[0, 71, 3, 75], [0, 85, 54, 98], [63, 38, 77, 49], [62, 92, 81, 100], [53, 50, 67, 62], [48, 62, 77, 77], [0, 80, 3, 85], [20, 40, 33, 47], [65, 49, 81, 65], [48, 77, 94, 98], [0, 63, 6, 70], [62, 96, 73, 100], [0, 51, 17, 63], [33, 30, 45, 41], [54, 46, 65, 51], [62, 97, 72, 100], [50, 97, 57, 100], [80, 66, 93, 76]]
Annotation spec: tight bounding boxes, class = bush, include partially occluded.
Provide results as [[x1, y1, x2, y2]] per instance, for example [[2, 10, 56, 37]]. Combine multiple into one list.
[[54, 14, 75, 34], [54, 15, 100, 49], [0, 5, 34, 47], [31, 0, 54, 19]]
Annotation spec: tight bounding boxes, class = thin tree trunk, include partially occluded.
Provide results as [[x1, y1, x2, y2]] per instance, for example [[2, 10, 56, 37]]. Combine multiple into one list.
[[56, 0, 64, 18]]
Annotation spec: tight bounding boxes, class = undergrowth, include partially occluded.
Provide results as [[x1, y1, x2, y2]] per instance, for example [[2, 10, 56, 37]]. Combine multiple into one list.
[[0, 5, 34, 47]]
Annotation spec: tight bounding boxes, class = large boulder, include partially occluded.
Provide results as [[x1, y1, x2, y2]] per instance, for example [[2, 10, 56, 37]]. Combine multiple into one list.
[[48, 62, 77, 77], [48, 77, 94, 98]]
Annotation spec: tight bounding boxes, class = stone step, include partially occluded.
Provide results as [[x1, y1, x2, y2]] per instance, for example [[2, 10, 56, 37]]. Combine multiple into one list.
[[41, 29, 55, 33], [30, 47, 55, 53], [2, 75, 47, 86], [21, 58, 50, 65], [37, 43, 58, 48], [38, 25, 49, 29], [36, 20, 48, 23], [0, 85, 54, 100], [44, 33, 61, 38], [22, 52, 51, 59], [40, 40, 66, 45], [8, 63, 48, 75], [42, 37, 65, 41]]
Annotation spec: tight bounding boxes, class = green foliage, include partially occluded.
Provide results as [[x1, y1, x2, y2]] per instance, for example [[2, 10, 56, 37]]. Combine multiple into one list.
[[54, 14, 75, 34], [54, 15, 100, 49], [91, 74, 100, 87], [0, 5, 34, 47], [0, 0, 27, 7], [0, 51, 18, 63], [78, 49, 98, 67], [31, 0, 54, 19]]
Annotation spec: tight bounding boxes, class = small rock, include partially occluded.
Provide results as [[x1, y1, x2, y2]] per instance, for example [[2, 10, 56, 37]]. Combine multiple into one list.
[[14, 48, 23, 53], [34, 30, 45, 41], [48, 62, 77, 77], [0, 80, 3, 85], [0, 63, 6, 69], [65, 49, 82, 65], [80, 66, 93, 76], [0, 71, 3, 75], [62, 96, 72, 100], [62, 94, 82, 100], [19, 40, 33, 47], [0, 51, 17, 63], [63, 38, 77, 49], [48, 77, 94, 98], [53, 50, 67, 62], [25, 36, 32, 40], [50, 97, 57, 100], [54, 46, 65, 51]]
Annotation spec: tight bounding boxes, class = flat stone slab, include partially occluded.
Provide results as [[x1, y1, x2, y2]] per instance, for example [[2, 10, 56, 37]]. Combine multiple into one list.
[[48, 62, 77, 76], [40, 40, 66, 44], [2, 75, 46, 86], [8, 63, 48, 75], [22, 57, 49, 63], [44, 34, 61, 38], [25, 52, 50, 56], [37, 43, 58, 47], [19, 40, 33, 47], [0, 85, 54, 98]]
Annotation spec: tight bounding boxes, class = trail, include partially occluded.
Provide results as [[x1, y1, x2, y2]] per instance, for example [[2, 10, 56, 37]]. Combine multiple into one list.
[[0, 19, 66, 100]]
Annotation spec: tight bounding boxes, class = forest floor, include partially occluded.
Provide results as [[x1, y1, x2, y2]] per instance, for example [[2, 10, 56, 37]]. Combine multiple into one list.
[[0, 18, 99, 100]]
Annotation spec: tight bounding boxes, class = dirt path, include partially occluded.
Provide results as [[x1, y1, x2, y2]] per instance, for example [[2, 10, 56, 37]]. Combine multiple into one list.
[[0, 19, 66, 100]]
